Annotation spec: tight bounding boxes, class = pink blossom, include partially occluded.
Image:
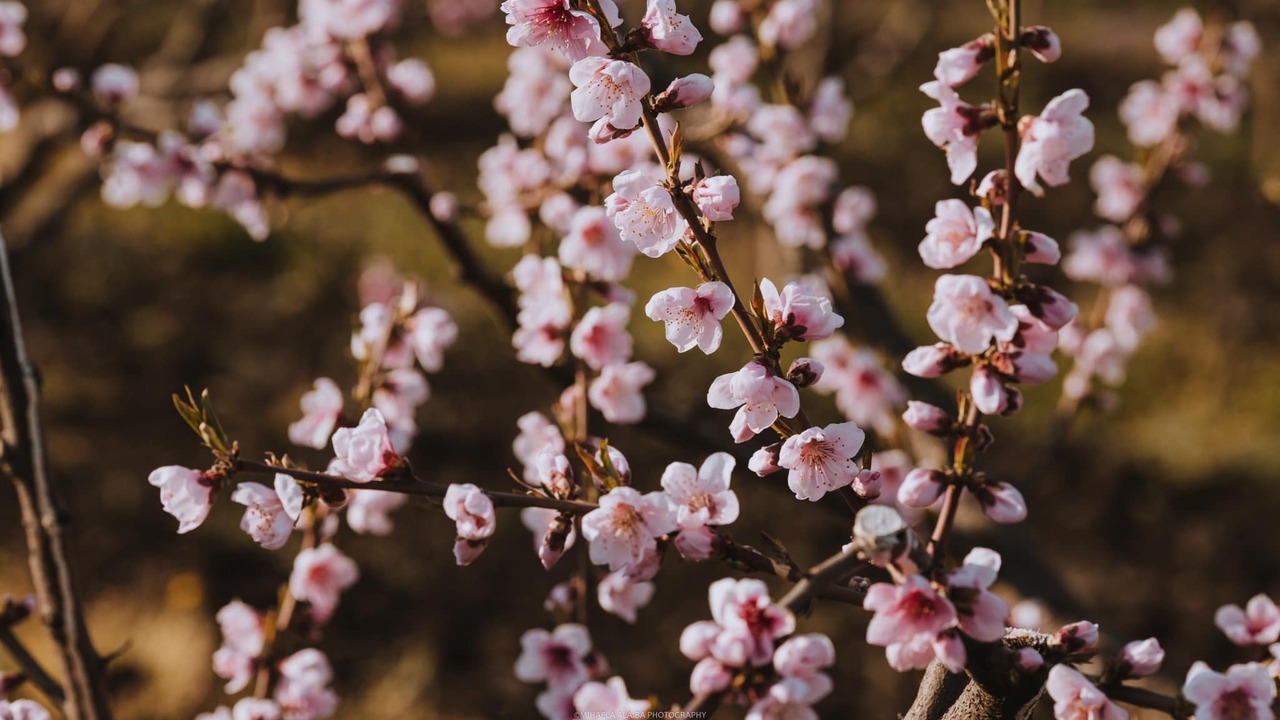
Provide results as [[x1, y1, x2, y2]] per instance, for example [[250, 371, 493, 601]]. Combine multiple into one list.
[[515, 623, 597, 688], [289, 544, 359, 623], [1015, 89, 1095, 194], [1090, 156, 1145, 223], [100, 141, 173, 209], [945, 548, 1009, 642], [573, 676, 648, 717], [919, 199, 994, 269], [758, 0, 816, 50], [274, 648, 337, 720], [581, 487, 677, 574], [1119, 80, 1179, 148], [1024, 231, 1062, 265], [707, 361, 801, 443], [330, 408, 399, 482], [1023, 26, 1062, 63], [605, 167, 688, 258], [760, 156, 834, 248], [709, 35, 759, 85], [808, 76, 853, 142], [231, 475, 302, 550], [91, 63, 139, 106], [597, 572, 655, 624], [759, 278, 844, 342], [898, 468, 947, 508], [335, 94, 402, 144], [709, 578, 796, 666], [1216, 595, 1280, 647], [1183, 662, 1276, 720], [661, 452, 739, 529], [588, 361, 655, 424], [229, 699, 281, 720], [524, 506, 576, 569], [645, 282, 735, 354], [1154, 9, 1202, 65], [345, 490, 407, 535], [387, 59, 435, 105], [213, 600, 265, 693], [531, 448, 572, 503], [1023, 285, 1079, 330], [773, 633, 835, 678], [495, 47, 571, 137], [0, 700, 51, 720], [514, 411, 566, 483], [1046, 665, 1128, 720], [405, 306, 457, 373], [778, 422, 866, 502], [0, 2, 26, 58], [864, 575, 962, 671], [1064, 226, 1144, 287], [921, 80, 981, 185], [934, 35, 994, 86], [1106, 285, 1156, 351], [971, 364, 1022, 415], [641, 0, 701, 56], [810, 337, 906, 435], [926, 275, 1018, 354], [973, 480, 1027, 524], [444, 483, 497, 566], [501, 0, 620, 62], [673, 524, 718, 561], [904, 401, 952, 436], [902, 342, 967, 378], [691, 175, 740, 222], [570, 303, 633, 370], [288, 378, 344, 449], [570, 57, 650, 136], [689, 657, 732, 694], [654, 73, 715, 111], [558, 206, 636, 282], [1119, 638, 1165, 679], [746, 675, 830, 720], [372, 368, 428, 452], [148, 466, 215, 534]]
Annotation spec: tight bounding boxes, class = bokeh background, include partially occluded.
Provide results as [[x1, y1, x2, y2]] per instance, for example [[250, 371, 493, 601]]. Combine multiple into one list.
[[1, 0, 1279, 717]]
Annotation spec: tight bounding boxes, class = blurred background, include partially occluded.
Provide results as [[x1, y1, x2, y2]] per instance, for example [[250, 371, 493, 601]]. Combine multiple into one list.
[[0, 0, 1279, 717]]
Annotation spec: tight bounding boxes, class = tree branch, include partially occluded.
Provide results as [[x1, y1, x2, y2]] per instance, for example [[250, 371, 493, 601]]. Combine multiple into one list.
[[0, 229, 112, 719]]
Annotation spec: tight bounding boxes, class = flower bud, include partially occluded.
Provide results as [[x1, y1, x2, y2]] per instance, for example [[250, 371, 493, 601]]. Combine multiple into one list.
[[429, 192, 459, 222], [971, 365, 1023, 415], [690, 174, 740, 222], [1014, 647, 1045, 672], [786, 357, 824, 388], [708, 0, 744, 35], [934, 34, 995, 86], [654, 73, 715, 113], [1052, 621, 1100, 655], [1020, 285, 1078, 330], [748, 442, 783, 477], [91, 63, 139, 106], [1022, 231, 1061, 265], [543, 580, 579, 618], [852, 469, 882, 499], [994, 351, 1058, 385], [898, 468, 947, 508], [976, 170, 1008, 206], [902, 343, 967, 378], [973, 480, 1027, 524], [674, 525, 718, 561], [52, 67, 81, 93], [1021, 26, 1062, 63], [903, 401, 952, 436], [1119, 638, 1164, 678]]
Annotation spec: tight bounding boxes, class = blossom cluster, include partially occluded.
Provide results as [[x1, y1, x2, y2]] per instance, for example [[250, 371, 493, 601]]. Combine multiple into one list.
[[1058, 8, 1257, 408], [680, 578, 838, 718]]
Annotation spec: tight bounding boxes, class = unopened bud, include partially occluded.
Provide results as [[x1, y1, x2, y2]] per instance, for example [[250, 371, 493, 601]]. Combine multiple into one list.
[[903, 401, 952, 436], [1052, 621, 1100, 655], [654, 73, 715, 113], [786, 357, 824, 388], [1021, 26, 1062, 63]]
